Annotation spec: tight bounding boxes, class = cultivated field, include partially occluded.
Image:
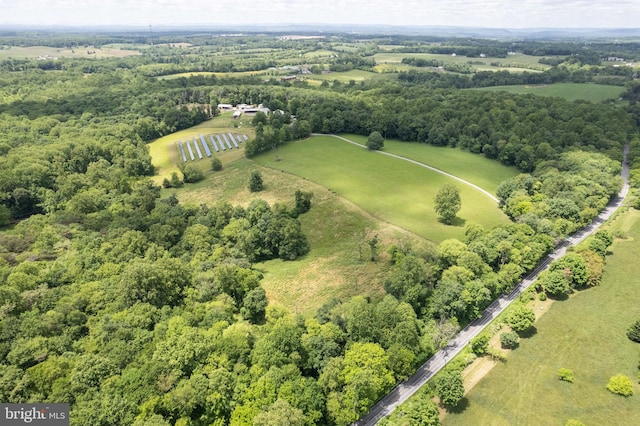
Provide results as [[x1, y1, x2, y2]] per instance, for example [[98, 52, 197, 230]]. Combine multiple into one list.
[[476, 82, 626, 103], [444, 208, 640, 426], [253, 135, 511, 242]]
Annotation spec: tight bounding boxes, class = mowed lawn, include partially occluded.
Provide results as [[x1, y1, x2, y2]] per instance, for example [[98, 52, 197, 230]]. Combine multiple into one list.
[[340, 134, 519, 195], [254, 135, 511, 242], [444, 209, 640, 426], [475, 83, 626, 103]]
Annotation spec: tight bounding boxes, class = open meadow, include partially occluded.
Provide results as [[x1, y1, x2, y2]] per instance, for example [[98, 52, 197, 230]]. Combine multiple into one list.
[[443, 208, 640, 426], [374, 52, 553, 73], [0, 45, 140, 59], [340, 134, 519, 194], [149, 124, 517, 311], [253, 135, 511, 242], [158, 156, 420, 314], [475, 82, 626, 103]]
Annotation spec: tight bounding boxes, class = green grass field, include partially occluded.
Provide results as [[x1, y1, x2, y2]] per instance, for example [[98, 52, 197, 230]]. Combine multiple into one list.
[[157, 70, 272, 80], [253, 135, 511, 242], [443, 208, 640, 426], [340, 134, 519, 195], [160, 157, 417, 314], [475, 83, 626, 103], [0, 45, 140, 59], [306, 69, 393, 83], [373, 52, 552, 73]]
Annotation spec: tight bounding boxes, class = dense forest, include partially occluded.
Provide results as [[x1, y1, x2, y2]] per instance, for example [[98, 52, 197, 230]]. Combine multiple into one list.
[[0, 32, 638, 425]]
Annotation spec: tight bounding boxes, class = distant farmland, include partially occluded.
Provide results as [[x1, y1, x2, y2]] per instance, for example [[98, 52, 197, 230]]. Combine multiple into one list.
[[475, 83, 626, 102]]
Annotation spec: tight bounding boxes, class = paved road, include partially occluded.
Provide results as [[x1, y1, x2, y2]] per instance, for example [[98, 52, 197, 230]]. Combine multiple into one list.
[[323, 134, 500, 203], [353, 144, 630, 426]]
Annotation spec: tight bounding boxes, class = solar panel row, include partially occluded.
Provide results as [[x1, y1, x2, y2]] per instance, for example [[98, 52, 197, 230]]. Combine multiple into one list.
[[177, 141, 187, 162], [192, 137, 203, 159], [185, 139, 195, 161], [200, 135, 212, 157]]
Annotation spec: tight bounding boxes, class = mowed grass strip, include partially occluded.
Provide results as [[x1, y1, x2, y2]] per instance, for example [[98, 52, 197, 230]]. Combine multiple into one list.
[[475, 83, 626, 103], [339, 134, 519, 195], [444, 209, 640, 426], [254, 135, 511, 242]]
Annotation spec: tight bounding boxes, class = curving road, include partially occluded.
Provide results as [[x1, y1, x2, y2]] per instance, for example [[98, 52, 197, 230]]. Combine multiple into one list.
[[353, 143, 630, 426], [321, 134, 500, 203]]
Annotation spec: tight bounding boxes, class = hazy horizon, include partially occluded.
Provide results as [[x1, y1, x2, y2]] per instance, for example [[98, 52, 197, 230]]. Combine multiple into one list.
[[2, 0, 638, 30]]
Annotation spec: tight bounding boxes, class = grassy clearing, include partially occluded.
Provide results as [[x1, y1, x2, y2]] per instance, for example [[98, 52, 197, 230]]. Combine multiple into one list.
[[0, 45, 140, 59], [443, 208, 640, 426], [339, 134, 519, 195], [253, 135, 510, 243], [157, 70, 271, 80], [475, 83, 626, 103], [165, 158, 418, 314], [147, 115, 253, 184], [306, 69, 392, 83], [373, 52, 552, 72]]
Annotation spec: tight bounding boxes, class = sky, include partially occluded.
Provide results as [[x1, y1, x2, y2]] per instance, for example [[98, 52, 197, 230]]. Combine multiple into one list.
[[1, 0, 639, 29]]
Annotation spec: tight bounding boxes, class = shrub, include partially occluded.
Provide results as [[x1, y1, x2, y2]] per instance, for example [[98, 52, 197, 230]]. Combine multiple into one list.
[[435, 369, 464, 408], [627, 319, 640, 343], [538, 291, 547, 301], [248, 170, 264, 192], [558, 368, 575, 383], [471, 333, 490, 356], [500, 331, 520, 349], [487, 347, 507, 362], [366, 131, 384, 150], [506, 304, 535, 332], [211, 157, 222, 171], [606, 374, 634, 396]]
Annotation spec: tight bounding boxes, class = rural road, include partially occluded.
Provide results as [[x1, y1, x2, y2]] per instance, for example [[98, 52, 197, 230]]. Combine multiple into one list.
[[352, 143, 630, 426]]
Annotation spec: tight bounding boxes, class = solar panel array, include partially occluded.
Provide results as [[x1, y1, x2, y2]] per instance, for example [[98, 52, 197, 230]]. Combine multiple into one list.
[[175, 134, 248, 162]]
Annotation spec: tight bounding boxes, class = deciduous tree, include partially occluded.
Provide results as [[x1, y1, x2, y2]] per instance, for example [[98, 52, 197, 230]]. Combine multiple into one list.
[[434, 184, 461, 224]]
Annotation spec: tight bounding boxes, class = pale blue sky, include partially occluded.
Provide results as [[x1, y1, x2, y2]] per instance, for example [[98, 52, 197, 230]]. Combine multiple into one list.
[[1, 0, 638, 28]]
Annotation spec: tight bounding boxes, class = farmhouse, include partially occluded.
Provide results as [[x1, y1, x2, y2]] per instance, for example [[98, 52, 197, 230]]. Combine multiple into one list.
[[233, 110, 242, 119], [243, 106, 270, 116], [217, 103, 233, 111]]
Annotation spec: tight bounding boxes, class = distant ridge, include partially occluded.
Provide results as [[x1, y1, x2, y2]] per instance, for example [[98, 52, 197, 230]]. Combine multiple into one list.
[[1, 23, 640, 39]]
